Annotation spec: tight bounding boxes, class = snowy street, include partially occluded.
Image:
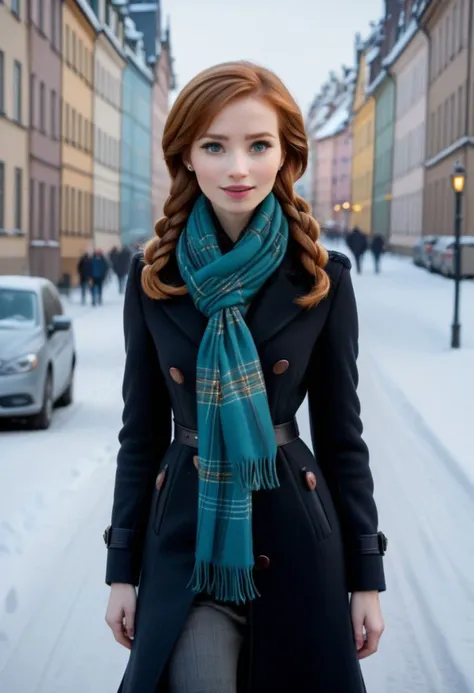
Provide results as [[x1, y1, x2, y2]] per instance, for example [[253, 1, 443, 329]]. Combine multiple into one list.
[[1, 254, 473, 693]]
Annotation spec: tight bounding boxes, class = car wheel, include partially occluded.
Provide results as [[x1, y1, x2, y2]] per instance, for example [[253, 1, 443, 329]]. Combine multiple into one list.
[[30, 370, 53, 430], [58, 365, 74, 407]]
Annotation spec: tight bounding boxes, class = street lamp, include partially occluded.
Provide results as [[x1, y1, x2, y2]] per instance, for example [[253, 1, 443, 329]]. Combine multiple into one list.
[[450, 160, 466, 348]]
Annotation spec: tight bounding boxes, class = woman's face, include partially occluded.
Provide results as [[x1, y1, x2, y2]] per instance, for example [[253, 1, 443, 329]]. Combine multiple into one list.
[[188, 97, 284, 218]]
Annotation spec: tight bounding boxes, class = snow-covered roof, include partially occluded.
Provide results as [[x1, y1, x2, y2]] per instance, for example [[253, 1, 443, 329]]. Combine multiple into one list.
[[128, 3, 158, 11], [125, 16, 143, 40], [382, 18, 419, 68], [315, 94, 351, 141], [367, 68, 388, 96], [125, 44, 154, 82], [366, 45, 380, 64], [75, 0, 101, 30]]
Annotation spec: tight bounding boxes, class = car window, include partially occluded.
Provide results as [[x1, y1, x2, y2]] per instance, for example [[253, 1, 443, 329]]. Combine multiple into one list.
[[50, 286, 63, 316], [42, 287, 56, 327], [0, 289, 39, 329]]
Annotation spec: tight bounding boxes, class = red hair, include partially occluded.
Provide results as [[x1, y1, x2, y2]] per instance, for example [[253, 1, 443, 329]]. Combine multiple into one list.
[[142, 61, 329, 308]]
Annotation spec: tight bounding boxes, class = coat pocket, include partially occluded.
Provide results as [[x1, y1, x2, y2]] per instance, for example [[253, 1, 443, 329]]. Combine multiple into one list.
[[152, 452, 181, 536], [281, 448, 332, 542], [301, 465, 332, 541]]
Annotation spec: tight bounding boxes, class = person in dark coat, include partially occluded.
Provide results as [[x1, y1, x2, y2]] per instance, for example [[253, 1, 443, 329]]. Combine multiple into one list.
[[115, 246, 132, 294], [347, 226, 368, 274], [104, 61, 387, 693], [90, 249, 108, 306], [370, 233, 385, 274], [77, 252, 92, 305]]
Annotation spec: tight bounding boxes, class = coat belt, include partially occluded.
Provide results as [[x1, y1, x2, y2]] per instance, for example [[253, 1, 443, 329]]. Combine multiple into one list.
[[173, 418, 300, 449]]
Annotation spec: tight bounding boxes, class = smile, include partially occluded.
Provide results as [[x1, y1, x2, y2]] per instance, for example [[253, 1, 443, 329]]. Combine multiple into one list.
[[221, 186, 255, 199]]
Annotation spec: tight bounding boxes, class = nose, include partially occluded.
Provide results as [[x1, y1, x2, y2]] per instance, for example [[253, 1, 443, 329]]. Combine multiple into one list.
[[227, 152, 249, 179]]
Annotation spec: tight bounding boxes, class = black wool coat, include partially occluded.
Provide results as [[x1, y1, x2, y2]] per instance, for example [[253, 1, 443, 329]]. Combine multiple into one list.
[[105, 235, 387, 693]]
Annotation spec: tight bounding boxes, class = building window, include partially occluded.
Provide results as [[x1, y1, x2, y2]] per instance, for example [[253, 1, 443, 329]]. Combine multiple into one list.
[[450, 94, 455, 143], [78, 40, 82, 77], [13, 61, 22, 123], [51, 90, 57, 138], [0, 162, 4, 229], [72, 32, 76, 69], [29, 179, 35, 236], [40, 81, 46, 132], [72, 109, 76, 145], [458, 85, 464, 137], [11, 0, 20, 18], [38, 0, 44, 31], [14, 168, 22, 230], [51, 0, 56, 48], [71, 188, 76, 234], [39, 181, 45, 239], [78, 190, 83, 231], [65, 25, 70, 63], [64, 102, 69, 141], [79, 113, 84, 148], [446, 16, 451, 62], [63, 185, 69, 233], [0, 51, 4, 114], [30, 74, 35, 127], [50, 185, 55, 239]]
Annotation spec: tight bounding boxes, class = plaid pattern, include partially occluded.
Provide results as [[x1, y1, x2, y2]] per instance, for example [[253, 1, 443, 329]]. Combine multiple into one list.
[[176, 193, 289, 603]]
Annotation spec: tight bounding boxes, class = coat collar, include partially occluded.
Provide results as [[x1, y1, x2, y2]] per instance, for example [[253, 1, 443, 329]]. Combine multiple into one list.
[[158, 238, 312, 349]]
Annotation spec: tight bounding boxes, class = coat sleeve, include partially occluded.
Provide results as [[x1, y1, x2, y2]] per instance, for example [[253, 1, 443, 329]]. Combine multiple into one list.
[[105, 253, 172, 586], [307, 261, 386, 593]]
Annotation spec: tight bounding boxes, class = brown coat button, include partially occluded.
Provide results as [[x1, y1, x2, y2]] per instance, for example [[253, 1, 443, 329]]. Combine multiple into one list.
[[169, 367, 184, 384], [273, 359, 289, 375], [255, 554, 270, 570], [156, 468, 166, 490], [305, 471, 317, 490], [193, 455, 199, 469]]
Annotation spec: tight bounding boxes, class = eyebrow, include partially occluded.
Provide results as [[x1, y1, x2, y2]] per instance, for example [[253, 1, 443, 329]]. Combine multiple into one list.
[[197, 131, 277, 141]]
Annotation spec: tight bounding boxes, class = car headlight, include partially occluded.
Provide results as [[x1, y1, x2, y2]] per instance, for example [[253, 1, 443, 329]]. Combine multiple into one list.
[[0, 353, 39, 375]]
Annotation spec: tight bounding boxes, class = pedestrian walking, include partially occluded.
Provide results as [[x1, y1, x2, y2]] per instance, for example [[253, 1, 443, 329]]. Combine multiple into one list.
[[104, 61, 387, 693], [370, 233, 385, 274], [77, 251, 92, 305], [110, 246, 132, 294], [91, 249, 108, 306], [346, 226, 368, 274]]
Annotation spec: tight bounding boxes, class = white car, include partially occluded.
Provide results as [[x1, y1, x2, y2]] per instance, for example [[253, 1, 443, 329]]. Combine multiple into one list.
[[0, 276, 76, 429]]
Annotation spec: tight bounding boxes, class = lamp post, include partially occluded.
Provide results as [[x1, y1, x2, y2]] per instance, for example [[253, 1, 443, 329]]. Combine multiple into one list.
[[450, 161, 466, 349]]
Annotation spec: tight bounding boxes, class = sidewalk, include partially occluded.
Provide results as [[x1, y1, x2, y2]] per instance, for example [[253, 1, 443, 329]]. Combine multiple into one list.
[[327, 241, 474, 487], [61, 277, 125, 320]]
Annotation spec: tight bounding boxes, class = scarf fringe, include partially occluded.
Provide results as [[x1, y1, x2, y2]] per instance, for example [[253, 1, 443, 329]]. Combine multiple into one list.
[[188, 561, 261, 604], [235, 455, 280, 491]]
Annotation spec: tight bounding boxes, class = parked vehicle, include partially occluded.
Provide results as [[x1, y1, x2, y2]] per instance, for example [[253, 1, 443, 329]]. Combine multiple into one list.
[[430, 236, 456, 273], [0, 276, 76, 429], [413, 235, 437, 267], [439, 237, 474, 278]]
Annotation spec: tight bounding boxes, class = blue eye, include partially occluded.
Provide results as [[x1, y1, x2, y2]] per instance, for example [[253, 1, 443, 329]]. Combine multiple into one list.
[[251, 141, 270, 153], [201, 142, 222, 153]]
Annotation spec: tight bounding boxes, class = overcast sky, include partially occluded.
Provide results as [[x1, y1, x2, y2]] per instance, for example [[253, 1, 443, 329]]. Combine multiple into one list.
[[161, 0, 384, 117]]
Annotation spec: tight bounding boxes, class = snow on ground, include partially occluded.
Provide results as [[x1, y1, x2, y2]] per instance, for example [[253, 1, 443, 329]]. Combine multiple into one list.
[[329, 240, 474, 487], [0, 259, 473, 692], [0, 281, 126, 687]]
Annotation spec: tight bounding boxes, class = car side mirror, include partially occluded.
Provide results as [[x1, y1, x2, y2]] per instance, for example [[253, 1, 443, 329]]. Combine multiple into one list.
[[48, 315, 72, 335]]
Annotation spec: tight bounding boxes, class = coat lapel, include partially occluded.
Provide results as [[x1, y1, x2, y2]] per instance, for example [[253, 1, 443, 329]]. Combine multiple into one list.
[[159, 242, 311, 349]]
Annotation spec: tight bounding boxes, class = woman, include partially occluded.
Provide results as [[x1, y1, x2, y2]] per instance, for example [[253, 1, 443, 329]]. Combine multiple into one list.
[[104, 61, 387, 693]]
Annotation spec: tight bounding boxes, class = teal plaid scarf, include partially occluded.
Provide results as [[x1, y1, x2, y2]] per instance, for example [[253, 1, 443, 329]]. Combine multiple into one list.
[[176, 192, 289, 603]]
